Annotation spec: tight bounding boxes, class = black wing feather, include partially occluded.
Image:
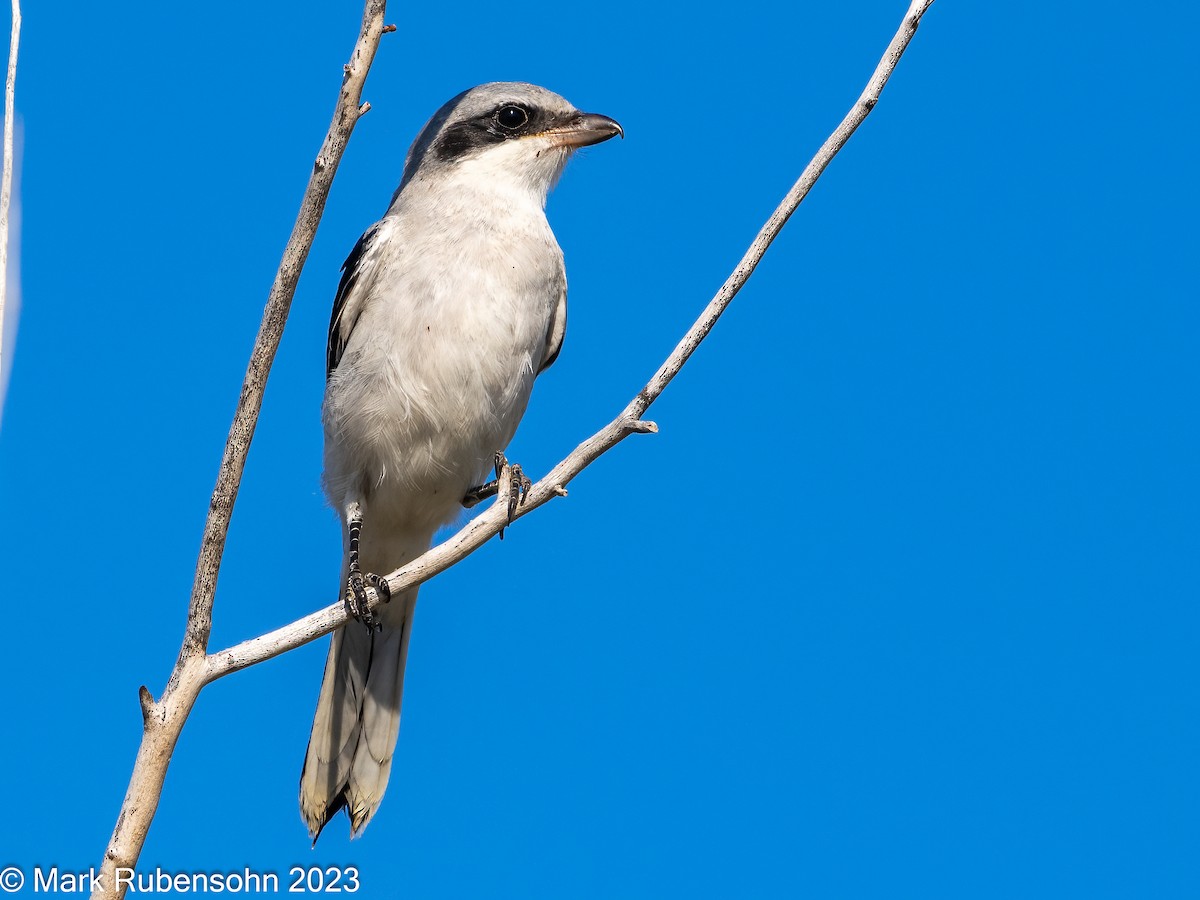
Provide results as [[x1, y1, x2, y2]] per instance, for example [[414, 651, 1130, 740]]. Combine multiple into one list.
[[326, 224, 379, 380], [538, 280, 567, 374]]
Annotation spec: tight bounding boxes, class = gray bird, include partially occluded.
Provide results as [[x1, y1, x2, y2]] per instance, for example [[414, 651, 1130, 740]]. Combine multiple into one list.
[[300, 82, 622, 839]]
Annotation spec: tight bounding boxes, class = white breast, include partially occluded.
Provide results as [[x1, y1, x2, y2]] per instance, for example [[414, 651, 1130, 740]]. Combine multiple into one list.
[[321, 175, 564, 536]]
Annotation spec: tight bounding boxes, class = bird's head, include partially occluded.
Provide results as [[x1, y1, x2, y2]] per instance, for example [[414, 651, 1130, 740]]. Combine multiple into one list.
[[393, 82, 622, 206]]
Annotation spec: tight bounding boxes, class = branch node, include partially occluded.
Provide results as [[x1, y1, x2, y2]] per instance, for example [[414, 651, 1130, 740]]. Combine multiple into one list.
[[552, 485, 568, 498], [358, 101, 371, 117], [382, 23, 397, 33], [623, 417, 658, 435], [138, 686, 154, 726]]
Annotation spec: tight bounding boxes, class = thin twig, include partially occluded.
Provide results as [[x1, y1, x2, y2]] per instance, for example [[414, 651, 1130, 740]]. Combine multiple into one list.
[[630, 0, 934, 420], [0, 0, 20, 385], [206, 0, 938, 679], [92, 4, 390, 897]]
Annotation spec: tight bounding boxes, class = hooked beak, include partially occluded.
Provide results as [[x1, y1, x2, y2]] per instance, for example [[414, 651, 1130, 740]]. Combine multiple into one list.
[[540, 112, 624, 149]]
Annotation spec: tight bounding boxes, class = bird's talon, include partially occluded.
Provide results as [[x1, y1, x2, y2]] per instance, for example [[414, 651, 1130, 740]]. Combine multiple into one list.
[[345, 571, 380, 631], [494, 458, 532, 526], [366, 573, 392, 603], [506, 463, 532, 522]]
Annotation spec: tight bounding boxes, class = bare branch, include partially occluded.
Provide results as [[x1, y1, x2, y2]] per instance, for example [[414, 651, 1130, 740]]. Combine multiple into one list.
[[629, 0, 935, 421], [205, 0, 937, 679], [0, 0, 20, 386], [92, 4, 390, 897], [176, 1, 389, 669]]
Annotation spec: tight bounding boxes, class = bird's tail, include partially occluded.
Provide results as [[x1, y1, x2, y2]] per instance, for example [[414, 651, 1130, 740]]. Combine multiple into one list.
[[299, 533, 425, 840]]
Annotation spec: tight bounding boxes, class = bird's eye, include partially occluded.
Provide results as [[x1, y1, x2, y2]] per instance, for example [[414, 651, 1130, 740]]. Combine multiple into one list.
[[496, 105, 529, 130]]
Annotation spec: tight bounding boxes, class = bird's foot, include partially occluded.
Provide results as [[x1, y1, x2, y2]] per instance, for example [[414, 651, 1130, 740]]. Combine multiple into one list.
[[342, 500, 390, 632], [344, 570, 390, 632], [495, 451, 531, 538], [463, 452, 531, 537]]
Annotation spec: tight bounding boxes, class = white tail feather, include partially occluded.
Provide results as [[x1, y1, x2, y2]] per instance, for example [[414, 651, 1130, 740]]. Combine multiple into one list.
[[300, 525, 428, 839]]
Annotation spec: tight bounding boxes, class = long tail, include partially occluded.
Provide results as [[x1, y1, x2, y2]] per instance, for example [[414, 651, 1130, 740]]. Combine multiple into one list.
[[300, 533, 425, 839]]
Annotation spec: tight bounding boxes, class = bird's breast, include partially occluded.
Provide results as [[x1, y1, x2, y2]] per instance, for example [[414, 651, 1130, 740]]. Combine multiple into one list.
[[322, 203, 563, 530]]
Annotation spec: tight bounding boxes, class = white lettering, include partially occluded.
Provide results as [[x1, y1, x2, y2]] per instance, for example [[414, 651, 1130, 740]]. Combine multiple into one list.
[[115, 867, 134, 891], [33, 867, 59, 892], [32, 868, 103, 893]]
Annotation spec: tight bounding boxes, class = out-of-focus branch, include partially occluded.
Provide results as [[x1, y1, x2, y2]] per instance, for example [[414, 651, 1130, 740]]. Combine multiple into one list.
[[0, 0, 20, 388], [205, 0, 939, 679], [92, 4, 391, 898]]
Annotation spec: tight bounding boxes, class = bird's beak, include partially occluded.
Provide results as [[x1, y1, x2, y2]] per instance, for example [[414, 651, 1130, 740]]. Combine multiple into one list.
[[541, 112, 624, 149]]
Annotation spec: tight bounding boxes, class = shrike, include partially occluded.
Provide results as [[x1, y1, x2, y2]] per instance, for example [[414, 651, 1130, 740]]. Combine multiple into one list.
[[299, 82, 622, 839]]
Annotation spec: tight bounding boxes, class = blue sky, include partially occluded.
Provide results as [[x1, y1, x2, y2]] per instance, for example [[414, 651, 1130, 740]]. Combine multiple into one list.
[[1, 0, 1198, 896]]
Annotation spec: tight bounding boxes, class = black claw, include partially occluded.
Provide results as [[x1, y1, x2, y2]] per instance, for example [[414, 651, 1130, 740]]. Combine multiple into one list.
[[470, 451, 535, 539], [366, 573, 392, 603], [495, 455, 533, 540], [345, 572, 376, 631], [506, 463, 532, 524]]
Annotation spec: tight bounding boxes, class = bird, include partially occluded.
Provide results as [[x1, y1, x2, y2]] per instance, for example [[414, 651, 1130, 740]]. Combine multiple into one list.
[[299, 82, 622, 840]]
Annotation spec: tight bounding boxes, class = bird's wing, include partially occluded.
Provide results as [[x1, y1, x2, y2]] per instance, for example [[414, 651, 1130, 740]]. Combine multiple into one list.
[[327, 222, 384, 379], [538, 271, 567, 374]]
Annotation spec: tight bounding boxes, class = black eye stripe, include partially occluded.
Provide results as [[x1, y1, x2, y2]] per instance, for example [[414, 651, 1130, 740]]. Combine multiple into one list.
[[434, 103, 556, 161]]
